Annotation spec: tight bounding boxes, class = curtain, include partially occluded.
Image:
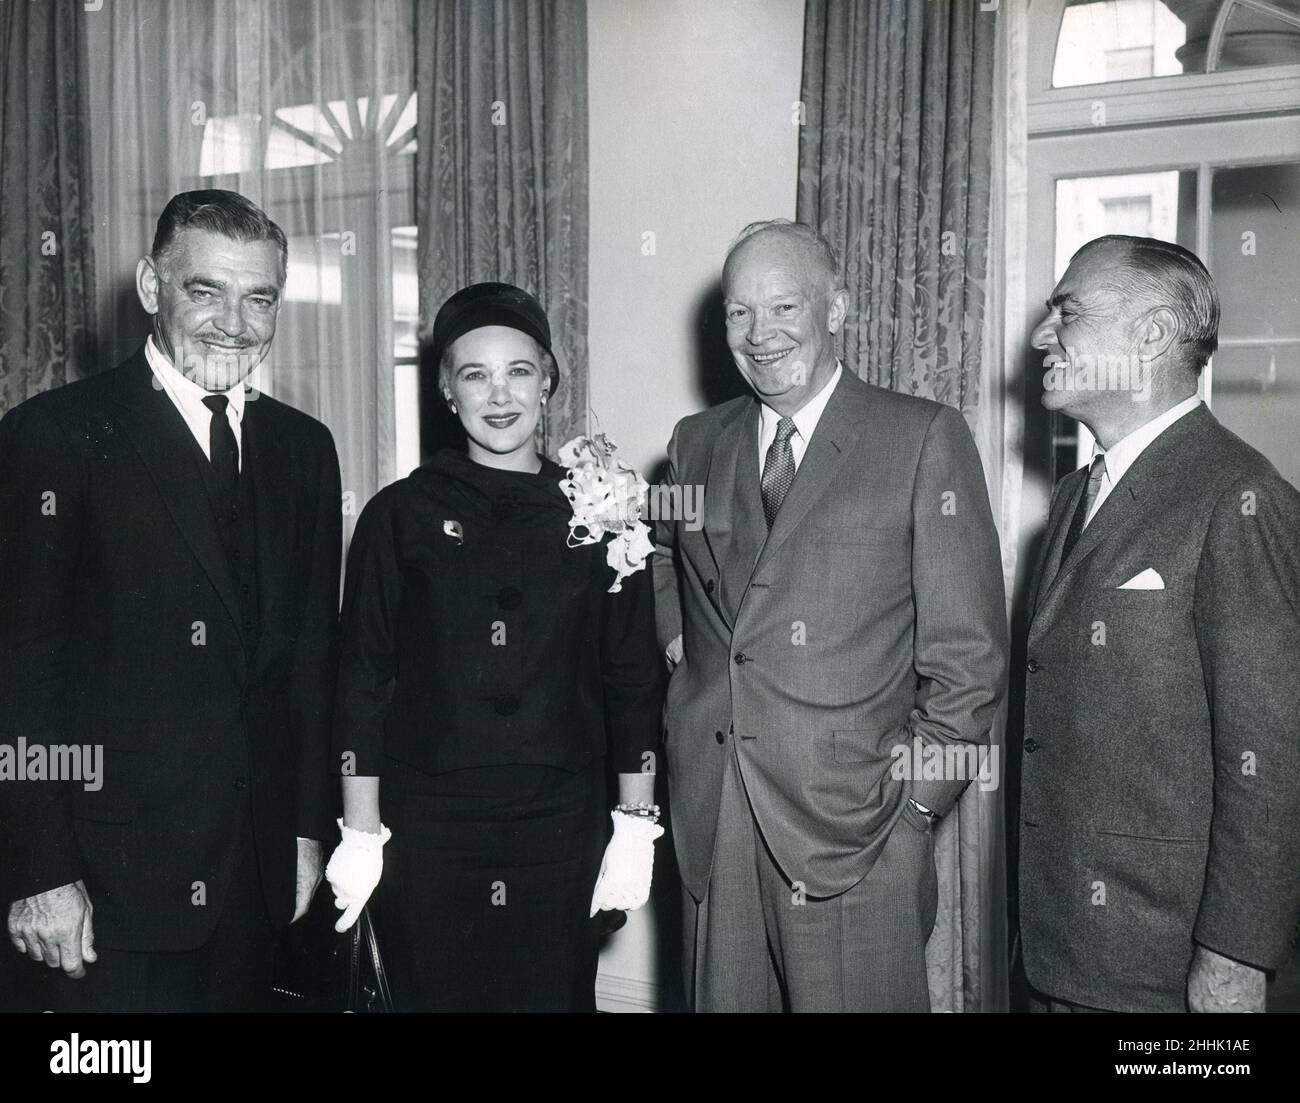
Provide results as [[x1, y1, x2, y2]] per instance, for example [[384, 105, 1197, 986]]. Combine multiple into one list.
[[0, 0, 96, 416], [415, 0, 588, 458], [982, 0, 1031, 1012], [83, 0, 416, 537], [797, 0, 1004, 1011]]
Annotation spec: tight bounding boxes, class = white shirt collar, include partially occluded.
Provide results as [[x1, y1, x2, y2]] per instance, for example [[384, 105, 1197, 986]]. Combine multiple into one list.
[[1095, 394, 1201, 484], [144, 334, 247, 422], [759, 360, 842, 446]]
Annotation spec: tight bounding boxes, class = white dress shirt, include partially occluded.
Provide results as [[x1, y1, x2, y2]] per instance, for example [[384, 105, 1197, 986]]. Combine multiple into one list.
[[1084, 395, 1202, 526], [144, 335, 245, 471], [758, 361, 843, 475]]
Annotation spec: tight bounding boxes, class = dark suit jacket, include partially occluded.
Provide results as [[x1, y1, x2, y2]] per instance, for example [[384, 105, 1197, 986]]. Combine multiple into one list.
[[653, 369, 1008, 900], [1019, 404, 1300, 1012], [0, 349, 341, 952]]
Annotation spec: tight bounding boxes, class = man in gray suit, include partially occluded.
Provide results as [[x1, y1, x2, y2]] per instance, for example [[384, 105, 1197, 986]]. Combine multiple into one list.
[[1020, 235, 1300, 1013], [653, 220, 1008, 1012]]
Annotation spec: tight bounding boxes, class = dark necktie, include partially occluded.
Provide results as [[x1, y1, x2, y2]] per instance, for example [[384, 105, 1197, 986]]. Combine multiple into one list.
[[1060, 452, 1106, 562], [761, 417, 798, 529], [203, 394, 239, 515]]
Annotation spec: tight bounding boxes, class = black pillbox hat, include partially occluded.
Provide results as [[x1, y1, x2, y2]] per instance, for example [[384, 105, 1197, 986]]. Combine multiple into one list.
[[430, 282, 558, 396]]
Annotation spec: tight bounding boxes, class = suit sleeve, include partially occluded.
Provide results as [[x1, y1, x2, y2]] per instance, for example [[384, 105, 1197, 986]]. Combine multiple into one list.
[[290, 429, 343, 841], [906, 405, 1010, 816], [1191, 470, 1300, 970], [651, 423, 684, 653], [601, 556, 666, 775], [0, 400, 87, 900], [332, 489, 402, 780]]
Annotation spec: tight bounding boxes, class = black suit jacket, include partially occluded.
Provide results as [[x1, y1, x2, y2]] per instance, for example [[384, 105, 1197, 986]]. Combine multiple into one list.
[[0, 349, 342, 952]]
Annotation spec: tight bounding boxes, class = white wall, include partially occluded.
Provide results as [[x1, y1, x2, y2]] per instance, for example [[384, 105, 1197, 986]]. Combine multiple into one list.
[[587, 0, 804, 1010]]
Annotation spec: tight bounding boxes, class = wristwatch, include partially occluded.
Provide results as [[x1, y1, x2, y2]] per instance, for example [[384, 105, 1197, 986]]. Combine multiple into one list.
[[909, 798, 939, 822]]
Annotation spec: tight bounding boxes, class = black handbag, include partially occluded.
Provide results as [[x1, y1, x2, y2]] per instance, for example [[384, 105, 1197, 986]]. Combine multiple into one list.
[[268, 898, 393, 1013], [344, 906, 394, 1013]]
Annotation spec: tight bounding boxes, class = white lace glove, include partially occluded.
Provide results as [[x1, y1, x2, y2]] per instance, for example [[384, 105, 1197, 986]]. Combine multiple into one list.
[[325, 818, 392, 932], [589, 810, 664, 916]]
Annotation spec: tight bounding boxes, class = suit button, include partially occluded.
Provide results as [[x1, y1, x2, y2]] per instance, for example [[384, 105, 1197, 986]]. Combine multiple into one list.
[[497, 586, 523, 610], [705, 579, 715, 594], [494, 694, 520, 716], [233, 776, 247, 790], [734, 653, 748, 665], [1027, 658, 1040, 674], [714, 730, 725, 744], [1024, 738, 1039, 754]]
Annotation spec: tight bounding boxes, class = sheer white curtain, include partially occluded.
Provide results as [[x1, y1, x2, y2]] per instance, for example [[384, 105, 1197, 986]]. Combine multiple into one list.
[[84, 0, 416, 534]]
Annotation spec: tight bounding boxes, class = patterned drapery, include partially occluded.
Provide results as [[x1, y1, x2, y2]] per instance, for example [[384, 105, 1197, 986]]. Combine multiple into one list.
[[798, 0, 995, 415], [798, 0, 1004, 1013], [415, 0, 589, 457], [0, 0, 95, 416]]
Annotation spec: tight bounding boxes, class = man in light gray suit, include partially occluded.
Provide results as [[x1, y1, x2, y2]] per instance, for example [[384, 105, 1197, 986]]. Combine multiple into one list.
[[653, 221, 1008, 1012], [1020, 235, 1300, 1013]]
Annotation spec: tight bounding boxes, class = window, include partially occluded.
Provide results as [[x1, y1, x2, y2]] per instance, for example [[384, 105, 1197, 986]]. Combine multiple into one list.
[[1026, 0, 1300, 490], [1053, 0, 1300, 88]]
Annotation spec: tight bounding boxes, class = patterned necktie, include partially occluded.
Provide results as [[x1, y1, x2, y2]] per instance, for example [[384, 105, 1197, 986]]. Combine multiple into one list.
[[761, 417, 798, 529], [1060, 452, 1106, 562], [203, 394, 239, 515]]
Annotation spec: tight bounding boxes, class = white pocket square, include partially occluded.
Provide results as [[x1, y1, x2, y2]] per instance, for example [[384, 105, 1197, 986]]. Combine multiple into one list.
[[1118, 568, 1164, 590]]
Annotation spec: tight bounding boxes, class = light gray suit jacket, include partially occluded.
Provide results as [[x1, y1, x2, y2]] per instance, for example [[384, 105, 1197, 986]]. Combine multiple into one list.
[[653, 369, 1008, 900], [1019, 404, 1300, 1012]]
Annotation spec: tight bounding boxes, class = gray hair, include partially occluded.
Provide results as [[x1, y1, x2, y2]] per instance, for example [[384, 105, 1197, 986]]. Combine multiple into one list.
[[1075, 235, 1219, 373]]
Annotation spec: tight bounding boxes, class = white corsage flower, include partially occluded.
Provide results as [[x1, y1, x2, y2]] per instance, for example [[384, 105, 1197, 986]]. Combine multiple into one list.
[[558, 433, 654, 593]]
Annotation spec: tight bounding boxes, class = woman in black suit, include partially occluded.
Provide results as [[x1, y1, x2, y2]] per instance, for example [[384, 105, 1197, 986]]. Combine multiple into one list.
[[324, 283, 664, 1012]]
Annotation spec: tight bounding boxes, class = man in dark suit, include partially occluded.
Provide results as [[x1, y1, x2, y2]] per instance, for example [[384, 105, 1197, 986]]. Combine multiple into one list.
[[0, 190, 342, 1011], [653, 220, 1008, 1011], [1020, 235, 1300, 1013]]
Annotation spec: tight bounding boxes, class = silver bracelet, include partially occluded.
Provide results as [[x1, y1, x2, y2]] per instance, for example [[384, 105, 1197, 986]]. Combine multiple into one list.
[[615, 801, 661, 824]]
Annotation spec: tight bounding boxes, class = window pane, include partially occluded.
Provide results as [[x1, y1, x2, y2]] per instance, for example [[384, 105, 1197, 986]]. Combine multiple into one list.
[[1215, 0, 1300, 72], [392, 225, 418, 361], [1210, 345, 1300, 488], [1054, 0, 1199, 87], [1055, 170, 1198, 280], [1209, 161, 1300, 488]]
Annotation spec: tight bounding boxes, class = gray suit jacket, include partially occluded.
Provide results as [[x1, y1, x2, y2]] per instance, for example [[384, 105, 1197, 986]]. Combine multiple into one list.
[[654, 369, 1008, 900], [1019, 403, 1300, 1012]]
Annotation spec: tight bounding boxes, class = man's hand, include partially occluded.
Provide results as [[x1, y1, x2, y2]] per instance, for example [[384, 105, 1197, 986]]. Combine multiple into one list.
[[7, 881, 96, 978], [665, 635, 684, 670], [292, 837, 324, 923], [1187, 944, 1265, 1012]]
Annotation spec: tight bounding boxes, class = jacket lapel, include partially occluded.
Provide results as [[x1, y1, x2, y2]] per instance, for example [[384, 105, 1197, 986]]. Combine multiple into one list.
[[751, 369, 866, 580], [1029, 466, 1087, 619], [702, 399, 766, 626], [1031, 406, 1207, 632], [107, 350, 247, 653]]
